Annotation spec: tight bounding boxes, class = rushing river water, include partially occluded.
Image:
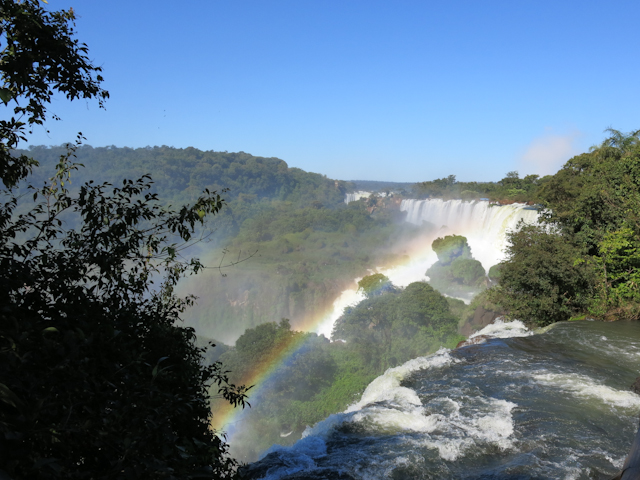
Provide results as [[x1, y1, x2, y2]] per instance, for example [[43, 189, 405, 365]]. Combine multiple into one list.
[[243, 320, 640, 479]]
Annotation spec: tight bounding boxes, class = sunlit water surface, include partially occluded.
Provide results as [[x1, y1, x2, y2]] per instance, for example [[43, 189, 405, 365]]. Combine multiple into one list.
[[243, 320, 640, 479]]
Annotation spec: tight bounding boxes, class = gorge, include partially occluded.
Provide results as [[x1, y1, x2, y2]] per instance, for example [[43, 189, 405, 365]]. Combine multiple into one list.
[[233, 197, 639, 479], [8, 143, 640, 479]]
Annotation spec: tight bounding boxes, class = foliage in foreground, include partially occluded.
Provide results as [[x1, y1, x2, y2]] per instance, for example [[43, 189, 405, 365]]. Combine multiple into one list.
[[0, 1, 247, 478], [1, 159, 250, 478]]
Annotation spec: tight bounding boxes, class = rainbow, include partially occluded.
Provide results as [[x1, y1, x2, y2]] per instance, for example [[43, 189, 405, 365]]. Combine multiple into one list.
[[211, 200, 540, 437], [210, 298, 351, 434], [209, 232, 441, 436]]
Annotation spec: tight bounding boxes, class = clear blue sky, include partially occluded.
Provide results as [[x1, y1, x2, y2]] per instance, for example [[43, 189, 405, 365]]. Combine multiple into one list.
[[24, 0, 640, 182]]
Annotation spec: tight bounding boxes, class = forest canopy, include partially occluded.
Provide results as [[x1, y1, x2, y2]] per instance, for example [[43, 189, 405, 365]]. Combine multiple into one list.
[[490, 129, 640, 325]]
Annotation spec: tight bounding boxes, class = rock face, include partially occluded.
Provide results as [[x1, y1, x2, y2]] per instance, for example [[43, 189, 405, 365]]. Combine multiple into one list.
[[631, 377, 640, 395], [610, 420, 640, 480], [240, 452, 357, 480], [456, 335, 490, 349], [459, 306, 504, 337]]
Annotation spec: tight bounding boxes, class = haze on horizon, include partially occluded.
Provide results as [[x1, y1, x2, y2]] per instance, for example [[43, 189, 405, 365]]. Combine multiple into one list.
[[21, 0, 640, 183]]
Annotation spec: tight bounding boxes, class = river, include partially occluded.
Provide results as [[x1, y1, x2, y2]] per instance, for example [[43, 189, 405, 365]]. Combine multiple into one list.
[[243, 319, 640, 479]]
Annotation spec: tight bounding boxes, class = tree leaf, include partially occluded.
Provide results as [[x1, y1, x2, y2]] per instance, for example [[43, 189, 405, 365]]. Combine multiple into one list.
[[0, 88, 12, 105], [0, 382, 24, 410], [42, 326, 59, 336]]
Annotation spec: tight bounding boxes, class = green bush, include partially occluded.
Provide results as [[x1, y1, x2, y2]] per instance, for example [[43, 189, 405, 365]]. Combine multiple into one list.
[[432, 235, 472, 265], [451, 257, 486, 286]]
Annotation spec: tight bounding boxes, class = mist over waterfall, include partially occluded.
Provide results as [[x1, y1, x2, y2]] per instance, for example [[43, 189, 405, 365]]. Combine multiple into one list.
[[315, 197, 541, 340], [399, 198, 539, 272], [315, 199, 538, 337], [234, 196, 640, 479]]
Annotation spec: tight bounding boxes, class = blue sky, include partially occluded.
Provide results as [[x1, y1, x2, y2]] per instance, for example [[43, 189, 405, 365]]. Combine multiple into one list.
[[23, 0, 640, 182]]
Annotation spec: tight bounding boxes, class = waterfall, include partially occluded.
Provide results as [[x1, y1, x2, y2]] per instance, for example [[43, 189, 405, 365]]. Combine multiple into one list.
[[245, 320, 640, 479], [241, 200, 640, 479], [315, 199, 538, 336], [344, 191, 371, 203], [399, 198, 539, 273]]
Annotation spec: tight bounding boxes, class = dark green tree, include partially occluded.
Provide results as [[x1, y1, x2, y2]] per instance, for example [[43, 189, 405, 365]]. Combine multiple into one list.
[[450, 257, 486, 286], [1, 160, 250, 479], [0, 0, 108, 188], [510, 128, 640, 320], [426, 235, 486, 295], [0, 2, 248, 478], [537, 128, 640, 251], [396, 282, 457, 330], [488, 263, 502, 283], [488, 224, 594, 326], [332, 281, 459, 370]]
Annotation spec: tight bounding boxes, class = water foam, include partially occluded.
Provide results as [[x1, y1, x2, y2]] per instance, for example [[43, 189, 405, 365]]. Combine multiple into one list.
[[260, 350, 456, 467], [256, 415, 345, 479], [470, 319, 533, 339], [342, 349, 518, 462], [346, 348, 456, 413], [532, 372, 640, 409], [249, 321, 640, 479], [409, 396, 518, 461]]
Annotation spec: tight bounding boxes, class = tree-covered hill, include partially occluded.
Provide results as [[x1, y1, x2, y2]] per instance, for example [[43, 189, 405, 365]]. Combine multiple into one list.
[[413, 172, 547, 203], [18, 145, 425, 342], [18, 145, 352, 232], [349, 179, 414, 193], [489, 129, 640, 325]]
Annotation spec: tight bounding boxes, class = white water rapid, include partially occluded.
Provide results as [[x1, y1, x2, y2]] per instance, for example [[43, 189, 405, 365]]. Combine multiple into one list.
[[246, 320, 640, 479], [315, 199, 538, 337]]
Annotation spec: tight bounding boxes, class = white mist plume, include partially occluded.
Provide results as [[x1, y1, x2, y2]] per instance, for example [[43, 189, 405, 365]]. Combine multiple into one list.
[[519, 130, 582, 176]]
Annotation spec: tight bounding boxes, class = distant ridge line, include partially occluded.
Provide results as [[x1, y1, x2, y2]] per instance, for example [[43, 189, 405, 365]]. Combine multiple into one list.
[[348, 179, 415, 191]]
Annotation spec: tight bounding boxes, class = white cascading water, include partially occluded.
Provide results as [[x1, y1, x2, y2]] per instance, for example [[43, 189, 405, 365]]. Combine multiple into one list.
[[344, 191, 371, 204], [399, 198, 539, 273], [250, 199, 640, 479], [315, 198, 538, 337], [252, 320, 640, 479]]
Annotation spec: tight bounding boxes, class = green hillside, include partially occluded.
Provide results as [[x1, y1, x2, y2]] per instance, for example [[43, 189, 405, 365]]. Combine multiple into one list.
[[19, 145, 423, 341]]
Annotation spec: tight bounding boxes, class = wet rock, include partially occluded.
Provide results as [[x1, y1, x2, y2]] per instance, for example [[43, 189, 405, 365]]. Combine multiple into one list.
[[459, 306, 504, 337], [456, 335, 490, 349], [610, 420, 640, 479], [240, 456, 356, 480], [631, 377, 640, 395], [281, 470, 356, 480]]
